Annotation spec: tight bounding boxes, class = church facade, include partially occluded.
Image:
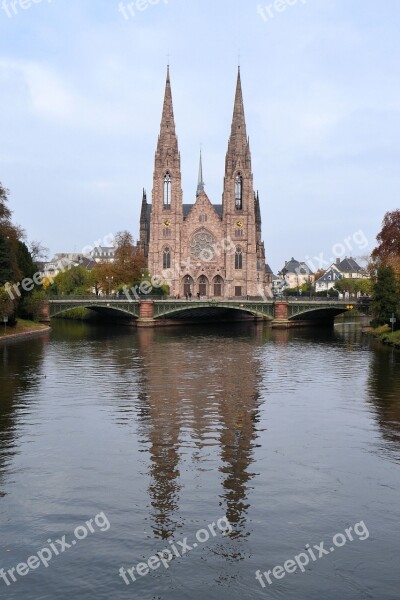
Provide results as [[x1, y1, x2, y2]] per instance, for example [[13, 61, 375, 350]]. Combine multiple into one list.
[[139, 67, 270, 299]]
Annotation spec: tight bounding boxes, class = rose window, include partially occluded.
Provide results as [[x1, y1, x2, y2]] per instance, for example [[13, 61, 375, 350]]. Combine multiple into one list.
[[190, 229, 216, 261]]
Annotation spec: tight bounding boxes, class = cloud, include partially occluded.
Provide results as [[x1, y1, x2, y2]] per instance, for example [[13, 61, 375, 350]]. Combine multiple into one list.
[[0, 58, 75, 118]]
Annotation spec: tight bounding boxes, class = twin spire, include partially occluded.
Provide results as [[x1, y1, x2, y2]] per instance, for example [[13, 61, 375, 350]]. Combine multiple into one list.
[[156, 65, 179, 159], [158, 66, 249, 191], [196, 150, 205, 196]]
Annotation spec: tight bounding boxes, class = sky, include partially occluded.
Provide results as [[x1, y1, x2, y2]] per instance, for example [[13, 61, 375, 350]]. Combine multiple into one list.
[[0, 0, 399, 273]]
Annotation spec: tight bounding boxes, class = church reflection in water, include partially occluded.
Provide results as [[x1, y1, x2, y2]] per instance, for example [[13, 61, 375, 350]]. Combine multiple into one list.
[[367, 342, 400, 462], [134, 325, 265, 540]]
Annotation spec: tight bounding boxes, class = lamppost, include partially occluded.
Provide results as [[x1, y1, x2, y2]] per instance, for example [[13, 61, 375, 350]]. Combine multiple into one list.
[[106, 276, 113, 296]]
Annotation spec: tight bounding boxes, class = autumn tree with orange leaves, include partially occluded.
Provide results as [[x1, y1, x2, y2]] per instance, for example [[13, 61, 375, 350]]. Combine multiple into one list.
[[371, 209, 400, 277]]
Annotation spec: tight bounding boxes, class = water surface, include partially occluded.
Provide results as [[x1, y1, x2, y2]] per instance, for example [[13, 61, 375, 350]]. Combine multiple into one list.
[[0, 322, 399, 599]]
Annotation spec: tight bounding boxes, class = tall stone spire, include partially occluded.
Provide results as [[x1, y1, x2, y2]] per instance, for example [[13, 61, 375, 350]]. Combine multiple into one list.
[[149, 66, 183, 281], [196, 150, 205, 196], [155, 65, 179, 161], [225, 67, 251, 178]]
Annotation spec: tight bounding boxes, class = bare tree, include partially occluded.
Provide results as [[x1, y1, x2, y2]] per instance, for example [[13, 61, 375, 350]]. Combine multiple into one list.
[[29, 241, 49, 264]]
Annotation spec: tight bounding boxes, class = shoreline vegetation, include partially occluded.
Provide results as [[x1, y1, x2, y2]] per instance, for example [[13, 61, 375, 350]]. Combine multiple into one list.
[[0, 319, 50, 342], [365, 325, 400, 349]]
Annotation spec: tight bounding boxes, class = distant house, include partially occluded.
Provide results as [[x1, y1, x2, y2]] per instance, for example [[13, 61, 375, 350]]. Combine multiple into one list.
[[272, 275, 285, 296], [40, 254, 96, 280], [314, 268, 343, 292], [91, 246, 116, 263], [315, 257, 369, 292], [279, 258, 315, 290]]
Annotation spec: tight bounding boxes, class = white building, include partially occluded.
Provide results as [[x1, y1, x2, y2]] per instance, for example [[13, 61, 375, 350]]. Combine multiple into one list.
[[315, 257, 369, 292]]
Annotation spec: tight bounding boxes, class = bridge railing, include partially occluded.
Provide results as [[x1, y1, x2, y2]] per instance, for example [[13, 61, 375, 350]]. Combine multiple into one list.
[[47, 295, 371, 305]]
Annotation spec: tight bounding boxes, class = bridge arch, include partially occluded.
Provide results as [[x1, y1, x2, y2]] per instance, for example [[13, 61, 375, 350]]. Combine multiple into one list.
[[152, 300, 274, 321], [49, 302, 140, 321]]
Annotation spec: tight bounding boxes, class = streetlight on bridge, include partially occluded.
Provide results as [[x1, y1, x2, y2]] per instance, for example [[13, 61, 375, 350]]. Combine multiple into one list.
[[106, 276, 114, 296]]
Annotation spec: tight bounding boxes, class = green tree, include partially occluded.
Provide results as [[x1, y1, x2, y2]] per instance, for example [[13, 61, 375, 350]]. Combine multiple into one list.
[[0, 233, 14, 285], [20, 290, 47, 322], [0, 183, 24, 284], [371, 266, 399, 327], [17, 241, 36, 281], [334, 278, 372, 296], [0, 183, 12, 223], [51, 266, 92, 296], [0, 285, 14, 320]]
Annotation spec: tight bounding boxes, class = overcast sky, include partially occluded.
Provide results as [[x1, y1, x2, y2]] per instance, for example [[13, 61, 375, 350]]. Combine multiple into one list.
[[0, 0, 399, 273]]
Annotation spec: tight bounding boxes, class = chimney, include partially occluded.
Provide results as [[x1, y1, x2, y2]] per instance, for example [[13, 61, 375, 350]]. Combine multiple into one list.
[[336, 258, 340, 265]]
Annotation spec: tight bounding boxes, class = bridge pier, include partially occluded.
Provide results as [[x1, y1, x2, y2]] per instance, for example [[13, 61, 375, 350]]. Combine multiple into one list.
[[39, 300, 51, 323], [137, 301, 156, 327], [272, 301, 290, 329]]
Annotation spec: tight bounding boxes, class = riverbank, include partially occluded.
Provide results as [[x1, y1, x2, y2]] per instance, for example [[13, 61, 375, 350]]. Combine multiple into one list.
[[0, 319, 50, 343], [364, 324, 400, 348]]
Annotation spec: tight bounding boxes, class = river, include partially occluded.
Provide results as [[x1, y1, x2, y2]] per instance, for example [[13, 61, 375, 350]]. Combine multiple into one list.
[[0, 321, 399, 599]]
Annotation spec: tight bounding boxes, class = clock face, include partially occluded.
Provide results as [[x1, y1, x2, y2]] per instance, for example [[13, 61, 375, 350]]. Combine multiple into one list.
[[163, 219, 171, 227], [236, 220, 243, 228]]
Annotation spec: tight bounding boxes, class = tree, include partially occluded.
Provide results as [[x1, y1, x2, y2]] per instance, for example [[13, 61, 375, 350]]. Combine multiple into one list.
[[51, 266, 92, 296], [113, 231, 146, 287], [29, 241, 49, 265], [0, 285, 14, 319], [314, 269, 325, 282], [0, 234, 14, 285], [20, 290, 47, 322], [0, 183, 24, 284], [372, 210, 400, 277], [17, 241, 36, 282], [334, 278, 372, 296], [90, 262, 116, 295], [371, 265, 399, 326], [0, 183, 12, 224]]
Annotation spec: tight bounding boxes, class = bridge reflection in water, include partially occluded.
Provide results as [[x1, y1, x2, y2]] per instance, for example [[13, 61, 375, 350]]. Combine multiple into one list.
[[46, 297, 365, 328]]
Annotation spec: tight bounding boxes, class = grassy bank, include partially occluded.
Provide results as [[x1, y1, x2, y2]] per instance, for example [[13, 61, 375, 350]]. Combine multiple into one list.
[[367, 325, 400, 348], [0, 319, 49, 339]]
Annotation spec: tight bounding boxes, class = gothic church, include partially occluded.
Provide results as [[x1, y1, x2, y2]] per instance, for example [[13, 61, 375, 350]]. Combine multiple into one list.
[[139, 67, 269, 299]]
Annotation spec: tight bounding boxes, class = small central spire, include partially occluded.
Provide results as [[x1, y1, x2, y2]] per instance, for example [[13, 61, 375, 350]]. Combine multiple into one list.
[[196, 149, 205, 196]]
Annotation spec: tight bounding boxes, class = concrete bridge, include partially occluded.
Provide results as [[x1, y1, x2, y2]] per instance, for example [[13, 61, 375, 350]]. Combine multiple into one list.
[[43, 297, 364, 328]]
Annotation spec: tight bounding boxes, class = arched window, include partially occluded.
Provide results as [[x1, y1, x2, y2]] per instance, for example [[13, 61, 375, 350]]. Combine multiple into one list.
[[163, 172, 171, 208], [183, 275, 194, 297], [198, 275, 208, 297], [213, 275, 223, 297], [235, 246, 243, 270], [235, 173, 243, 210], [163, 247, 171, 269]]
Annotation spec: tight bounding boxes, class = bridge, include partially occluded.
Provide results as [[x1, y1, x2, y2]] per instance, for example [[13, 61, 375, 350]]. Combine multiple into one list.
[[43, 297, 366, 328]]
